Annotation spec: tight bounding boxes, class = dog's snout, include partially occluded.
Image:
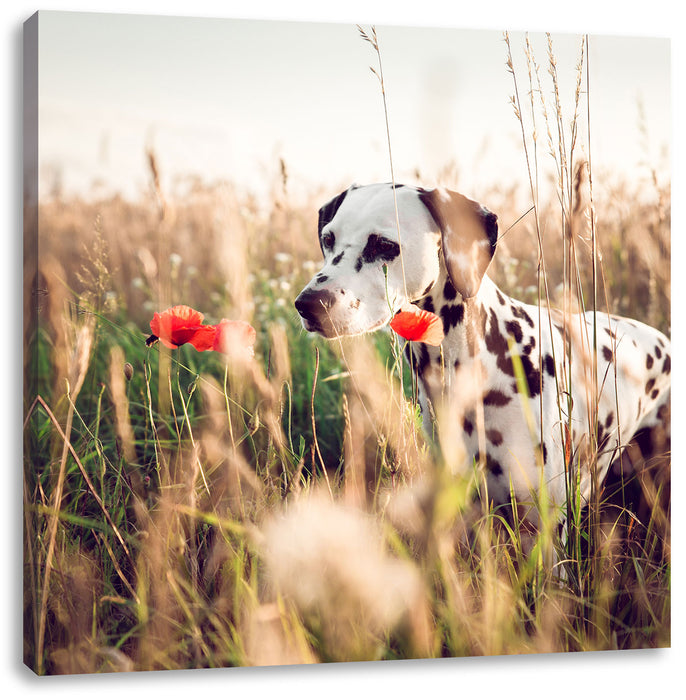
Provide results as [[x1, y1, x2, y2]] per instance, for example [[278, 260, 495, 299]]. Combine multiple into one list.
[[294, 288, 337, 325]]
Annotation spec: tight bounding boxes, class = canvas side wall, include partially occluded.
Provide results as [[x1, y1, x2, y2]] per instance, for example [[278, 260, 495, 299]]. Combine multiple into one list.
[[23, 11, 39, 672], [23, 12, 38, 407]]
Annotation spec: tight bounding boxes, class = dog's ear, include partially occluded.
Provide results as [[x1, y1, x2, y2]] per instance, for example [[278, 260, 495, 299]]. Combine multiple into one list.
[[418, 187, 498, 299], [317, 184, 359, 253]]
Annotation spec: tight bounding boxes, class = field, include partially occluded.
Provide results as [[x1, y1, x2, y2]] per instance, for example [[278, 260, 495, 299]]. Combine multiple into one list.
[[23, 33, 671, 674]]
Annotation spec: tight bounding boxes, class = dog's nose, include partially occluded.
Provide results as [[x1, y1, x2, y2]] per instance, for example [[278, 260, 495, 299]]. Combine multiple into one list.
[[294, 288, 337, 324]]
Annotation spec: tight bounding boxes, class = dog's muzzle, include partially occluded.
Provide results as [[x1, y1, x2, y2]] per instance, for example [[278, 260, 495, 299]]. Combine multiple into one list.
[[294, 288, 339, 336]]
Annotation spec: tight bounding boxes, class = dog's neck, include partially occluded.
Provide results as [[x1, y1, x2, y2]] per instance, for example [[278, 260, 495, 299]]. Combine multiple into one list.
[[410, 269, 511, 410], [416, 268, 505, 355]]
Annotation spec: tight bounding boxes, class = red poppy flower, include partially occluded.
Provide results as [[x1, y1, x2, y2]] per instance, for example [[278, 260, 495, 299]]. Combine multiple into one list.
[[390, 304, 444, 346], [213, 319, 257, 360], [147, 305, 217, 351]]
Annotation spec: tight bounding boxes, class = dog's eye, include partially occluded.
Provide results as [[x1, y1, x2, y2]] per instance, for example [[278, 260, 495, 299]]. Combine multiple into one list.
[[321, 231, 335, 250], [375, 237, 398, 254], [361, 233, 401, 264]]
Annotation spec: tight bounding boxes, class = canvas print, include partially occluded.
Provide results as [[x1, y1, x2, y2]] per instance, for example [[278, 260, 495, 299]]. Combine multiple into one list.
[[23, 11, 671, 675]]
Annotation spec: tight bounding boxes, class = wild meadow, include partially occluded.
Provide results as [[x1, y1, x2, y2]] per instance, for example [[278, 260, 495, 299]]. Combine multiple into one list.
[[23, 32, 670, 674]]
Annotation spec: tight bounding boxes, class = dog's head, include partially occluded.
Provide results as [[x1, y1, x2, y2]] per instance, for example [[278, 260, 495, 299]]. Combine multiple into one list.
[[294, 183, 498, 339]]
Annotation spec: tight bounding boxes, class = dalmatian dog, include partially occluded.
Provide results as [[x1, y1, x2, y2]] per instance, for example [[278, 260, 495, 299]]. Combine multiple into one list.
[[295, 183, 671, 525]]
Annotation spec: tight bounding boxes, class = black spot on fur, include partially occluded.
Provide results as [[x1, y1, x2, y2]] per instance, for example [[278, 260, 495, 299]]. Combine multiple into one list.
[[443, 278, 457, 301], [485, 454, 503, 476], [655, 344, 662, 359], [354, 256, 363, 272], [332, 251, 344, 266], [544, 353, 555, 377], [486, 429, 503, 446], [605, 411, 614, 429], [496, 289, 506, 306], [419, 296, 435, 313], [522, 336, 536, 356], [663, 354, 671, 374], [485, 310, 511, 370], [511, 305, 534, 328], [604, 326, 617, 340], [474, 451, 501, 474], [360, 233, 400, 265], [463, 416, 474, 436], [483, 389, 511, 406], [539, 442, 548, 464], [316, 274, 329, 284], [645, 378, 655, 395], [417, 344, 431, 376], [602, 346, 613, 363], [651, 388, 659, 400], [646, 354, 654, 369], [440, 303, 464, 332], [504, 320, 523, 343], [486, 309, 525, 379], [518, 355, 541, 398], [487, 315, 539, 389]]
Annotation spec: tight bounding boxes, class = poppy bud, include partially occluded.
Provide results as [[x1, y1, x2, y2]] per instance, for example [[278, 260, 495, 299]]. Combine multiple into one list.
[[124, 362, 134, 381]]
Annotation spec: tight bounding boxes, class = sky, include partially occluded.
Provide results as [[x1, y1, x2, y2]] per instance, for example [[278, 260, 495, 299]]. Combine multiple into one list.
[[35, 11, 671, 204]]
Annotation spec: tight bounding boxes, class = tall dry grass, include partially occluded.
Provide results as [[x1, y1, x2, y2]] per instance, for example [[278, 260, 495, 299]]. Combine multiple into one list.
[[23, 30, 670, 675]]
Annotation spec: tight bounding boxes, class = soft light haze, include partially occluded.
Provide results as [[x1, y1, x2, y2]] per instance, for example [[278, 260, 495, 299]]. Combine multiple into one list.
[[36, 11, 670, 203]]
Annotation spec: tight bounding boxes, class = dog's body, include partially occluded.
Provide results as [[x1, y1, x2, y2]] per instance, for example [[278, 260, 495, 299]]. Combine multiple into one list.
[[295, 183, 671, 518]]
